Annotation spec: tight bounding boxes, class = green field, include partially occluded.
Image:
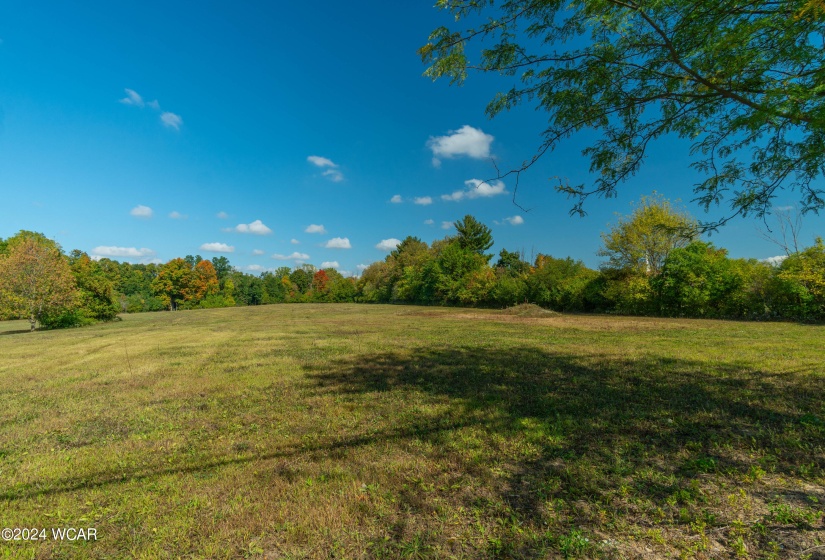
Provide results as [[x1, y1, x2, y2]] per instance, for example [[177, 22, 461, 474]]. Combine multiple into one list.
[[0, 305, 823, 559]]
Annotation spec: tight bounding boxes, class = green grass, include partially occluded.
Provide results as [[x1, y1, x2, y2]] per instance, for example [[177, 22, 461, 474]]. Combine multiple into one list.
[[0, 304, 823, 558]]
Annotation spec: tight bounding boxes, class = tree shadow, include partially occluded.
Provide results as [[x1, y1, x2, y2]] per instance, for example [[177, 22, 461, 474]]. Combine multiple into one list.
[[0, 419, 474, 502], [0, 329, 32, 336], [302, 345, 824, 552], [2, 344, 821, 557]]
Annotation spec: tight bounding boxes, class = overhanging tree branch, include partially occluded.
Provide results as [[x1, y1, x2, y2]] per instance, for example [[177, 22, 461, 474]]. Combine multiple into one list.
[[421, 0, 825, 227]]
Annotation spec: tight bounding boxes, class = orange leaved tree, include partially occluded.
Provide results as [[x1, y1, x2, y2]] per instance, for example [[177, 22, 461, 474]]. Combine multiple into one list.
[[0, 237, 78, 331]]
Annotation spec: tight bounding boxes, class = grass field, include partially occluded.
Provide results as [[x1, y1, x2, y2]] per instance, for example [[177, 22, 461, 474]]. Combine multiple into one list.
[[0, 304, 823, 559]]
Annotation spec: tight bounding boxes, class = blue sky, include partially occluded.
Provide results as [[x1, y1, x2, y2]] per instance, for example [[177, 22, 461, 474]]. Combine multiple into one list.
[[1, 1, 821, 275]]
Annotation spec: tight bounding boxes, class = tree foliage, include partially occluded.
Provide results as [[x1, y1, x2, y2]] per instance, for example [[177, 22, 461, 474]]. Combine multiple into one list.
[[5, 201, 823, 328], [775, 237, 825, 319], [211, 256, 232, 285], [599, 195, 698, 275], [528, 254, 599, 311], [152, 258, 198, 310], [193, 260, 220, 301], [65, 251, 120, 323], [496, 249, 530, 276], [0, 237, 78, 331], [420, 0, 825, 224], [454, 215, 494, 257], [653, 242, 741, 317]]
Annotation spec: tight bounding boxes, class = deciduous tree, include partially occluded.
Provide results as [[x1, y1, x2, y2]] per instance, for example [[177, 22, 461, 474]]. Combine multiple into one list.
[[0, 237, 78, 331], [152, 258, 195, 310], [599, 195, 698, 275], [210, 256, 232, 285], [652, 242, 740, 317], [66, 250, 119, 322], [776, 237, 825, 320], [312, 269, 330, 295], [192, 260, 220, 302], [421, 0, 825, 224]]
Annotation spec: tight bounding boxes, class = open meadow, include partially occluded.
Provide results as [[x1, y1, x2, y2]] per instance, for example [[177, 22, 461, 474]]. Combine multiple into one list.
[[0, 304, 823, 559]]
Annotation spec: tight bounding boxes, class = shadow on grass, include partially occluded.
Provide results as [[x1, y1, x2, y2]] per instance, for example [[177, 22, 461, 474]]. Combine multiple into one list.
[[2, 345, 822, 556], [302, 345, 824, 550], [0, 418, 472, 502], [0, 329, 32, 336]]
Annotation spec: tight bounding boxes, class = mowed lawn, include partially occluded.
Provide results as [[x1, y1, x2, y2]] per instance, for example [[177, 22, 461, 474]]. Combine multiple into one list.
[[0, 305, 823, 559]]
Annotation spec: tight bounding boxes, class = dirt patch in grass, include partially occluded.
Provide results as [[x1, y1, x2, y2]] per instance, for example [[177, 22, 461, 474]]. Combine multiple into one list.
[[502, 303, 561, 317]]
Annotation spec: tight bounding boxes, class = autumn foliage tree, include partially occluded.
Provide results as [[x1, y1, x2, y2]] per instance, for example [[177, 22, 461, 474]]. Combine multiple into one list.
[[314, 270, 329, 290], [0, 236, 78, 331], [151, 258, 223, 310], [192, 260, 220, 301], [152, 258, 195, 310]]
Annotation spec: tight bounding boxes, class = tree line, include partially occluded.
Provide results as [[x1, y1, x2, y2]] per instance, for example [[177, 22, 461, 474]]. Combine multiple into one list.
[[0, 231, 360, 330], [1, 197, 823, 330], [360, 201, 824, 321]]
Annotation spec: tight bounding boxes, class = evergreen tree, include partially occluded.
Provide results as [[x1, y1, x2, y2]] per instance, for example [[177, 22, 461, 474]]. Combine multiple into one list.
[[454, 215, 493, 258]]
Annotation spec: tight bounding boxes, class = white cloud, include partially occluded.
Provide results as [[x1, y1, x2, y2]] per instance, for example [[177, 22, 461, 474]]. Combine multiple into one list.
[[464, 178, 508, 198], [762, 255, 788, 265], [325, 237, 352, 249], [424, 219, 434, 225], [290, 238, 300, 245], [305, 224, 327, 234], [234, 220, 273, 235], [356, 264, 369, 271], [200, 242, 235, 253], [376, 238, 401, 251], [130, 205, 153, 218], [427, 125, 494, 167], [323, 169, 344, 182], [441, 192, 464, 202], [321, 261, 340, 269], [390, 194, 403, 204], [91, 246, 155, 258], [120, 89, 171, 129], [160, 111, 183, 130], [252, 249, 265, 256], [272, 252, 310, 261], [441, 221, 454, 230], [307, 156, 344, 182], [441, 179, 507, 201], [245, 264, 267, 273], [504, 215, 525, 225], [307, 155, 337, 168], [413, 196, 433, 206], [119, 88, 144, 107], [216, 211, 229, 219], [168, 211, 187, 219]]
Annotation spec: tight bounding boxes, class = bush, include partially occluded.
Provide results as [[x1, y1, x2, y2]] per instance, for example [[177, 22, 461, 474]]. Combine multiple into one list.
[[490, 272, 528, 307], [600, 270, 655, 315], [39, 309, 97, 329], [197, 294, 236, 309]]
